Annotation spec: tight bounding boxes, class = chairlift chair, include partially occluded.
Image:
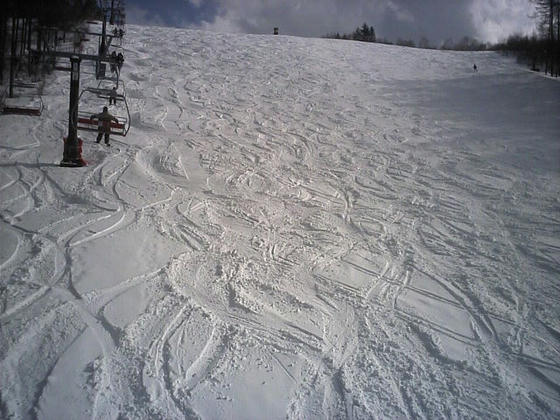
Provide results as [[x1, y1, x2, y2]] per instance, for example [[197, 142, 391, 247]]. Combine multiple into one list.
[[76, 112, 127, 136], [95, 58, 120, 82], [54, 56, 71, 71], [2, 96, 44, 116], [72, 85, 130, 136], [88, 87, 125, 104], [1, 84, 44, 116]]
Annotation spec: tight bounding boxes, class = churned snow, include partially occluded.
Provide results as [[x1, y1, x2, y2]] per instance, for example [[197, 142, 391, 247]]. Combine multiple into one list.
[[1, 24, 560, 419]]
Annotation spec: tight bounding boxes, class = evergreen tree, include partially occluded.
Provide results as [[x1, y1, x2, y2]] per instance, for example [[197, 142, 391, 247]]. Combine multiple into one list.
[[324, 22, 376, 43], [351, 23, 377, 42]]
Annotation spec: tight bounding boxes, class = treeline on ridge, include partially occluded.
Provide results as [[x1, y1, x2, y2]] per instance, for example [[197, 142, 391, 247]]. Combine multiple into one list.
[[0, 0, 102, 85], [324, 23, 377, 43], [1, 0, 101, 29], [325, 8, 560, 77]]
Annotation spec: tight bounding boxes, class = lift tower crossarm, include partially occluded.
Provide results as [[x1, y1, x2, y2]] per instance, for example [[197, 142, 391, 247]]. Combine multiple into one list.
[[29, 50, 118, 63]]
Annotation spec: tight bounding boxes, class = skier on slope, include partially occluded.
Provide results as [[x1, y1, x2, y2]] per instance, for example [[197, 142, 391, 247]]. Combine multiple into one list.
[[110, 51, 118, 73], [109, 86, 118, 105], [91, 106, 119, 146], [117, 52, 124, 71]]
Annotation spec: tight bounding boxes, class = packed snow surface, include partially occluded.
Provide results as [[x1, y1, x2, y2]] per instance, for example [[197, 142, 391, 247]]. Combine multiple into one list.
[[1, 24, 560, 419]]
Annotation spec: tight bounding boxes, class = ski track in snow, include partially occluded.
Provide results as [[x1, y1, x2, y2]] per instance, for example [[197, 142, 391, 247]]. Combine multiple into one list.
[[1, 25, 560, 419]]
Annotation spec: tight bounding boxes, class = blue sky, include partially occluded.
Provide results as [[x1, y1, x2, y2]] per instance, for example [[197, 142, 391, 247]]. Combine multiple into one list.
[[127, 0, 220, 28], [126, 0, 537, 45]]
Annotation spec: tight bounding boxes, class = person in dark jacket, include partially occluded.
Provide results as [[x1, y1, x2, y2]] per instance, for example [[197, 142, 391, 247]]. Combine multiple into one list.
[[110, 51, 118, 73], [91, 106, 119, 145], [117, 52, 124, 71], [109, 86, 118, 105]]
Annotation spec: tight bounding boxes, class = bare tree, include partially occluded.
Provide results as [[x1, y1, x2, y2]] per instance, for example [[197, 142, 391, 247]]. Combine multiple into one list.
[[532, 0, 560, 75], [418, 36, 432, 49]]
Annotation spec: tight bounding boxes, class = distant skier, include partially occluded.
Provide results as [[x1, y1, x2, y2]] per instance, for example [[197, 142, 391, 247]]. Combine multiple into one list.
[[473, 63, 478, 72], [91, 106, 119, 146]]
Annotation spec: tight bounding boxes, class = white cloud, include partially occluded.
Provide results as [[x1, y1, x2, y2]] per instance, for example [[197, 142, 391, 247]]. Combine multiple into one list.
[[386, 0, 415, 23], [129, 0, 536, 44], [192, 0, 396, 37], [188, 0, 476, 43], [470, 0, 537, 43], [127, 5, 167, 27], [198, 13, 246, 33]]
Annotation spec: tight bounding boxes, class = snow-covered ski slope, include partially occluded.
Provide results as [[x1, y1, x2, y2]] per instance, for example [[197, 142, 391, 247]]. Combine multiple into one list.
[[1, 24, 560, 419]]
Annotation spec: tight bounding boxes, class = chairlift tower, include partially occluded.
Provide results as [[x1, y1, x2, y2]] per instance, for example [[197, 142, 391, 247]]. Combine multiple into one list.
[[61, 56, 86, 166], [24, 1, 128, 167], [32, 52, 126, 167]]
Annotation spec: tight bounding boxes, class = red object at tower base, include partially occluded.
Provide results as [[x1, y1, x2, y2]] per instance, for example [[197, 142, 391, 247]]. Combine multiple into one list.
[[60, 137, 87, 167]]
